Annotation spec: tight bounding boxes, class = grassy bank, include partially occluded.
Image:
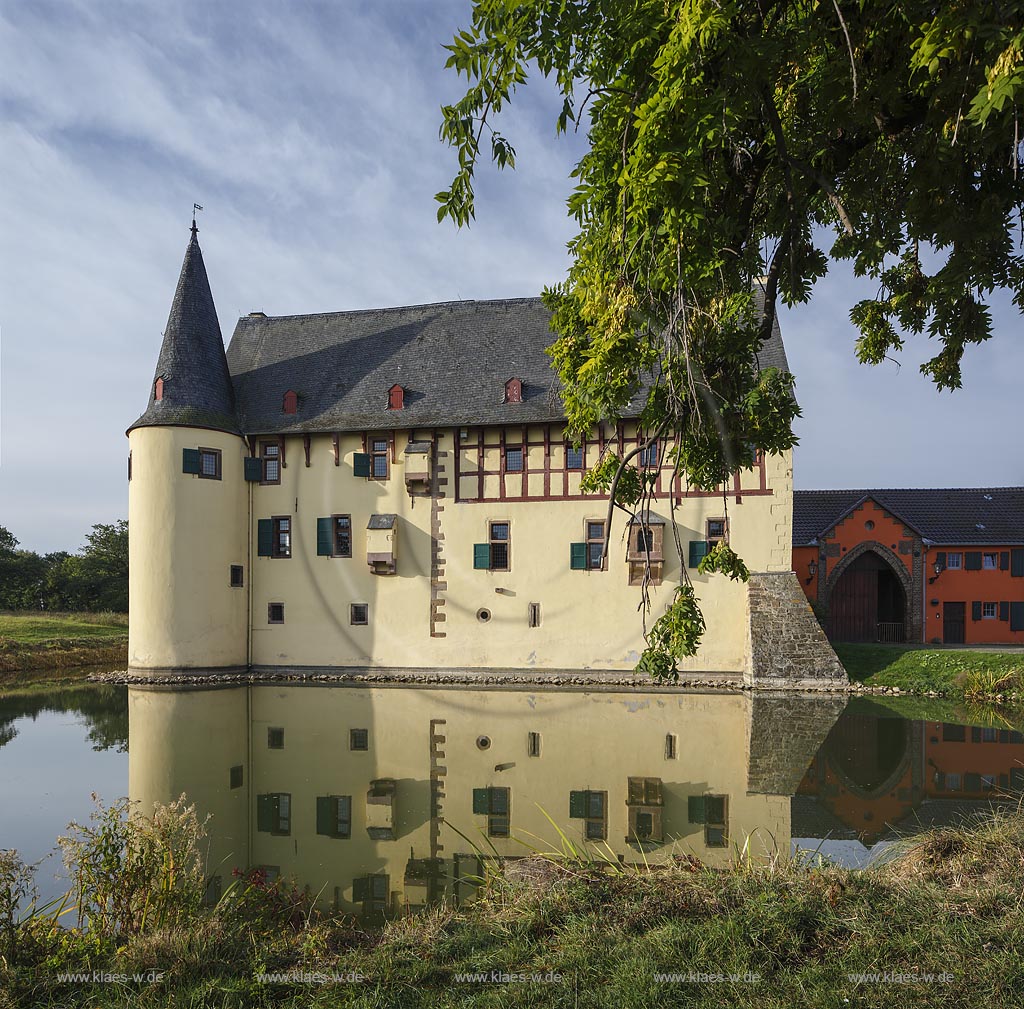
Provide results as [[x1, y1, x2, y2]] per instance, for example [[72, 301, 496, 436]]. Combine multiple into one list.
[[835, 643, 1024, 701], [0, 612, 127, 674], [3, 802, 1023, 1007]]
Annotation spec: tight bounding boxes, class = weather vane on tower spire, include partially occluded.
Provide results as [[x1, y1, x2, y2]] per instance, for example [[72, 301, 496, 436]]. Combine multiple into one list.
[[191, 203, 203, 238]]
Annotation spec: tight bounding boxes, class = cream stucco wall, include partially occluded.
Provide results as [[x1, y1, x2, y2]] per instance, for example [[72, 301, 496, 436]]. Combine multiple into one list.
[[247, 428, 793, 673], [129, 684, 793, 913], [128, 686, 250, 878], [128, 426, 250, 669]]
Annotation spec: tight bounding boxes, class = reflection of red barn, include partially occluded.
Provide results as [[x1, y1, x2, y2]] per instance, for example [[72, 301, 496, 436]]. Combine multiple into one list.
[[792, 488, 1024, 645]]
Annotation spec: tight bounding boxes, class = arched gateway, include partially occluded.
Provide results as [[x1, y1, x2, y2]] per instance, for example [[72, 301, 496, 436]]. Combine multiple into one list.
[[827, 544, 911, 643]]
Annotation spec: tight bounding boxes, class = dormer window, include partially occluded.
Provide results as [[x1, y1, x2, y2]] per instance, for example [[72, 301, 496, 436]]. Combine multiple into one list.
[[154, 376, 165, 402], [504, 378, 522, 404], [282, 390, 298, 415], [387, 384, 404, 410]]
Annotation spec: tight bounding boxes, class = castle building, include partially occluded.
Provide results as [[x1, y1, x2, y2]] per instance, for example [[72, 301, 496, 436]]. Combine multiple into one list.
[[127, 224, 841, 684], [793, 489, 1024, 645]]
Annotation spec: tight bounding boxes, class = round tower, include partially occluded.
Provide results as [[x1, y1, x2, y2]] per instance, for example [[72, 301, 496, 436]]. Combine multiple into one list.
[[127, 220, 249, 671]]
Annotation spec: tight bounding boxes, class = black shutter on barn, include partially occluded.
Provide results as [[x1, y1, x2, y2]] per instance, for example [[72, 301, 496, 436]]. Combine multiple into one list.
[[971, 601, 983, 621]]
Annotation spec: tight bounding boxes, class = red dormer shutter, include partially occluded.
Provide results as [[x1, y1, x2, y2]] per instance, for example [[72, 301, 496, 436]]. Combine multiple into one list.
[[282, 390, 298, 414], [504, 378, 522, 403], [388, 384, 404, 410]]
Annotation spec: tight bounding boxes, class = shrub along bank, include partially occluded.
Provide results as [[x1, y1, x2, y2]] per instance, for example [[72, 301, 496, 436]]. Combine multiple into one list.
[[1, 798, 1022, 1008]]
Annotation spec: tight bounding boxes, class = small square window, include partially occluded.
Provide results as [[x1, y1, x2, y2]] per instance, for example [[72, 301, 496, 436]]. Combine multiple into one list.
[[983, 553, 998, 569], [946, 553, 962, 569], [504, 446, 523, 472], [707, 518, 727, 546], [230, 765, 244, 788], [982, 602, 997, 619], [268, 602, 285, 624], [350, 603, 369, 625], [945, 773, 961, 791], [230, 565, 244, 588], [267, 727, 284, 749], [350, 728, 369, 751], [566, 444, 584, 470], [199, 447, 222, 480]]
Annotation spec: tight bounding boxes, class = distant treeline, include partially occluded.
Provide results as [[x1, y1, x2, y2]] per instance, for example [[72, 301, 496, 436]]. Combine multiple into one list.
[[0, 521, 127, 613]]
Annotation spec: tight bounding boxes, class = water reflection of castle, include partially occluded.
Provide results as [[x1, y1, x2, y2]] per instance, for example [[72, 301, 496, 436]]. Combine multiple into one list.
[[128, 686, 844, 916], [795, 704, 1024, 846]]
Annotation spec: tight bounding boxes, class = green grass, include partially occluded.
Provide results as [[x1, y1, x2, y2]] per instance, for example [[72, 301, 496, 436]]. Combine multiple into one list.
[[834, 643, 1024, 699], [0, 612, 127, 674], [0, 612, 127, 643], [5, 809, 1024, 1007]]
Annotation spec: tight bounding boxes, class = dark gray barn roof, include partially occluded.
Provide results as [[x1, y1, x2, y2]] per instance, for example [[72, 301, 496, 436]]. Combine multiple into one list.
[[794, 487, 1024, 546], [128, 227, 238, 434], [224, 296, 790, 435]]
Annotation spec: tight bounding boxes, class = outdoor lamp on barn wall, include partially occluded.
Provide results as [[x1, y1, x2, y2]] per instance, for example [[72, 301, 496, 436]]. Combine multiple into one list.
[[806, 559, 817, 585]]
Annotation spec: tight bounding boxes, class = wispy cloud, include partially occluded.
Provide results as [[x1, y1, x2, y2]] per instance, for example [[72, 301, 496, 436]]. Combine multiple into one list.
[[0, 0, 1020, 552]]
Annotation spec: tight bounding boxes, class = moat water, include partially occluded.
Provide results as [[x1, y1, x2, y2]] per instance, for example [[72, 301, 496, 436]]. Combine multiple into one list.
[[1, 674, 1022, 913]]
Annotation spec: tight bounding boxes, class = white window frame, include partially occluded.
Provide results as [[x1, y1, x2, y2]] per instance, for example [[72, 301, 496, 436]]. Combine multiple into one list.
[[982, 601, 997, 619], [946, 553, 962, 569]]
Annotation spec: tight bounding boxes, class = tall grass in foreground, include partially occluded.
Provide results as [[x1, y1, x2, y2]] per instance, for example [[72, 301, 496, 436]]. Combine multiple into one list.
[[3, 800, 1024, 1007]]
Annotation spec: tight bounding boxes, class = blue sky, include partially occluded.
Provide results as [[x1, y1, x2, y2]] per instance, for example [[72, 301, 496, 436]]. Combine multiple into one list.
[[1, 0, 1021, 554]]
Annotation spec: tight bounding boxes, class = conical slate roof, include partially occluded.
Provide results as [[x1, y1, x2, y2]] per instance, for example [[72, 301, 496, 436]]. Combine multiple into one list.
[[128, 224, 239, 434]]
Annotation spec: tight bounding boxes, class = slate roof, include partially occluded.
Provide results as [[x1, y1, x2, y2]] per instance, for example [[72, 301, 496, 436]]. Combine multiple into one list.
[[129, 227, 239, 434], [224, 296, 790, 435], [794, 488, 1024, 546]]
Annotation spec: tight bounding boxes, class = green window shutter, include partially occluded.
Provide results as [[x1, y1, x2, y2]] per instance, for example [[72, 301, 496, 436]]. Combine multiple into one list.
[[244, 457, 262, 481], [337, 795, 352, 837], [1000, 551, 1010, 571], [473, 544, 491, 570], [971, 601, 983, 621], [570, 543, 587, 570], [316, 518, 333, 556], [587, 791, 605, 818], [999, 602, 1010, 622], [568, 791, 587, 818], [257, 519, 273, 557], [687, 795, 707, 823], [256, 795, 273, 833], [316, 796, 334, 836], [490, 788, 509, 815], [1011, 549, 1024, 578], [472, 788, 490, 814], [352, 876, 370, 902], [353, 452, 371, 478], [935, 552, 946, 569], [1010, 602, 1024, 631], [182, 448, 200, 474], [689, 540, 709, 568], [965, 551, 983, 571]]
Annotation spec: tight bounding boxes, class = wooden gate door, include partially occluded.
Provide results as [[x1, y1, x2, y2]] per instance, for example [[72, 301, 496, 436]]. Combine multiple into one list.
[[943, 602, 965, 644], [829, 560, 880, 641]]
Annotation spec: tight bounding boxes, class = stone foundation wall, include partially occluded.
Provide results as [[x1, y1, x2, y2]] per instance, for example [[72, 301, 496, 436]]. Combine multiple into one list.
[[746, 571, 847, 688]]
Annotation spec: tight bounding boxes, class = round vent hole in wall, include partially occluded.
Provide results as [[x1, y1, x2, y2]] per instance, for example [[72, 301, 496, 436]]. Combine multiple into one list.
[[476, 736, 491, 750], [477, 608, 491, 623]]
